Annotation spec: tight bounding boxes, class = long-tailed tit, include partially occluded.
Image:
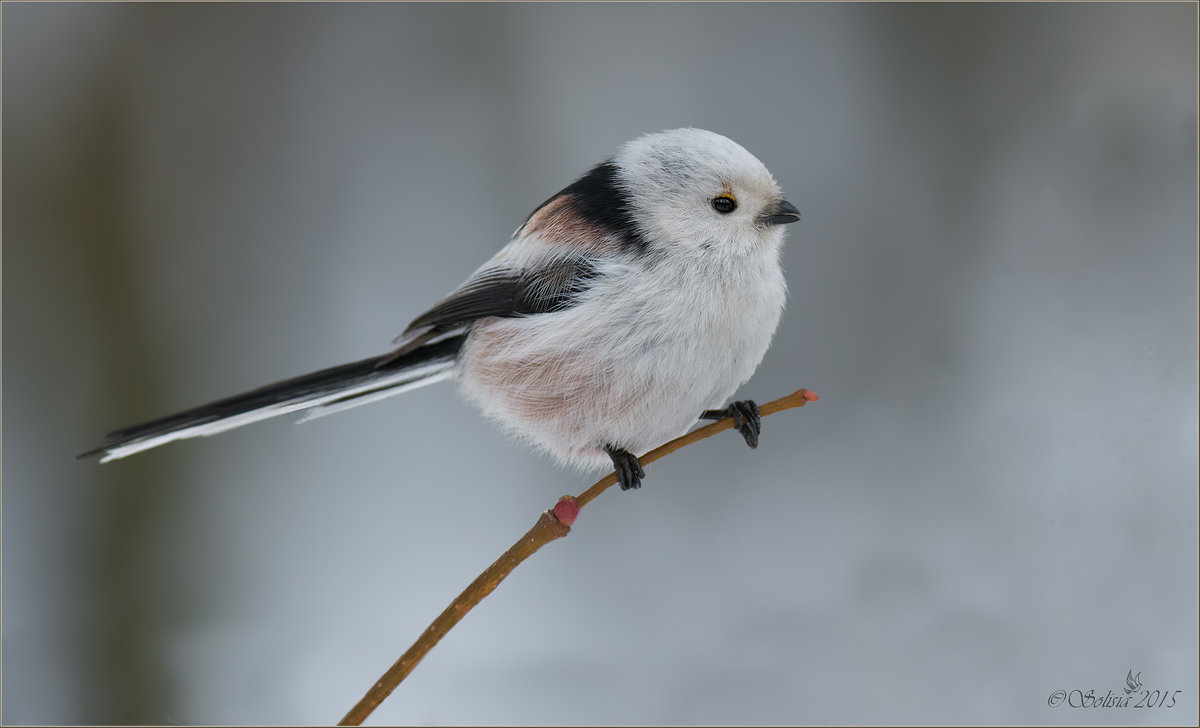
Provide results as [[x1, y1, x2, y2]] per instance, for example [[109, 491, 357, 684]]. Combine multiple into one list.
[[81, 128, 801, 490]]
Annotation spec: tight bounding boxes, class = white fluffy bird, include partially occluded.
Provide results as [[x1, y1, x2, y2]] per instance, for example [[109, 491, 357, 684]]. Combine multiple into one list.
[[82, 128, 800, 490]]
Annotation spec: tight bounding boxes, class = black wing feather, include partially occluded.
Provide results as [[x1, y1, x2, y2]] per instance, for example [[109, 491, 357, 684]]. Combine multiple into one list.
[[389, 257, 599, 358]]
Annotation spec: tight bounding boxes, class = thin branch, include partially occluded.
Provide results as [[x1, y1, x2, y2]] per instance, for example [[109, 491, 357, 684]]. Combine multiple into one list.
[[338, 387, 818, 726]]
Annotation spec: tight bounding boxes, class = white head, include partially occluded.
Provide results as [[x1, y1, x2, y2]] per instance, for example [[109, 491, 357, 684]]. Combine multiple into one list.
[[613, 128, 799, 253], [516, 128, 798, 259]]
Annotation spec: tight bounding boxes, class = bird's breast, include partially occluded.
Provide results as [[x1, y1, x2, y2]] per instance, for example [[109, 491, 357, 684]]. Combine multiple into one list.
[[454, 247, 786, 466]]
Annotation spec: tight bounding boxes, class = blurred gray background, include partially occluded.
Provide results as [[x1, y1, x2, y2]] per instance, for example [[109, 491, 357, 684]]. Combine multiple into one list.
[[3, 2, 1196, 725]]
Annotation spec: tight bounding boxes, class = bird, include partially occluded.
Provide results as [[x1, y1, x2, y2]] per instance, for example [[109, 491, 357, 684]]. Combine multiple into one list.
[[1124, 670, 1142, 694], [80, 128, 801, 491]]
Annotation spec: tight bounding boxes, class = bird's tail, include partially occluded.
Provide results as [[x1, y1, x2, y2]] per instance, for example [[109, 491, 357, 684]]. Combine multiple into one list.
[[78, 335, 465, 463]]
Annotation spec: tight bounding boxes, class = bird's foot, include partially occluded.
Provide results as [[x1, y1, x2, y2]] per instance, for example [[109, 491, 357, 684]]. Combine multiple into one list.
[[604, 445, 645, 491], [700, 399, 761, 449]]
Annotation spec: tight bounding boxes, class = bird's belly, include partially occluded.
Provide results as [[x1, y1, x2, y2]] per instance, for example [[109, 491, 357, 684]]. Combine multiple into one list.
[[455, 261, 784, 469]]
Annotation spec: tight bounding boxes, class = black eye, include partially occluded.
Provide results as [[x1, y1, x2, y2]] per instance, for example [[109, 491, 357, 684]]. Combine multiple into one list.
[[711, 195, 737, 214]]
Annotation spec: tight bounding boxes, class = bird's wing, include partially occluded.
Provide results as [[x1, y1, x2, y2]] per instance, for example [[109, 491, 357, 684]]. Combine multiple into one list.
[[388, 251, 599, 356]]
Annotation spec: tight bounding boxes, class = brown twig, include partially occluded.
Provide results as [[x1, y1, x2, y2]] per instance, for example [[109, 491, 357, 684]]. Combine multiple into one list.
[[338, 388, 818, 726]]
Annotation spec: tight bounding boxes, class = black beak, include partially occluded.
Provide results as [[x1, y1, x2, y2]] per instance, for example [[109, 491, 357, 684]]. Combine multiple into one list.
[[760, 198, 801, 226]]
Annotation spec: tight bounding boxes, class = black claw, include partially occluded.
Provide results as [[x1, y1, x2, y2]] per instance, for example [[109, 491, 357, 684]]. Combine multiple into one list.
[[700, 399, 761, 449], [604, 445, 645, 491]]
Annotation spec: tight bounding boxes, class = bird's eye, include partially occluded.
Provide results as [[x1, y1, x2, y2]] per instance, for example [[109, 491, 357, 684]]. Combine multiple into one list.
[[711, 195, 737, 214]]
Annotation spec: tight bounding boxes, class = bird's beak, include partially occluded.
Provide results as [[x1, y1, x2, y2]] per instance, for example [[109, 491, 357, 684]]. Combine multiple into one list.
[[760, 198, 801, 226]]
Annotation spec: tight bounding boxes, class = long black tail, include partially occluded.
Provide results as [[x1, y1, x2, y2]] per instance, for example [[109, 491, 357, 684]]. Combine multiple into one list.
[[79, 335, 465, 462]]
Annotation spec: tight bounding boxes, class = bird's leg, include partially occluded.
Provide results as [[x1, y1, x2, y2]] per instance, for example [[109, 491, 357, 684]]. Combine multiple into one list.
[[604, 444, 645, 491], [700, 399, 761, 449]]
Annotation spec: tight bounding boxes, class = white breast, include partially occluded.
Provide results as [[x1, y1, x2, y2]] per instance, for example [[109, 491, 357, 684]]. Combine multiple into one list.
[[454, 243, 787, 470]]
